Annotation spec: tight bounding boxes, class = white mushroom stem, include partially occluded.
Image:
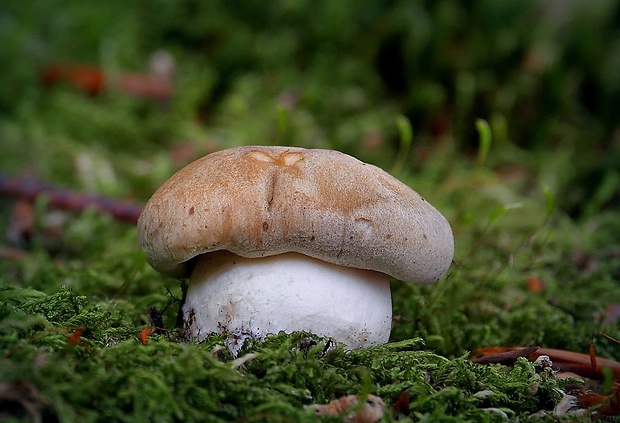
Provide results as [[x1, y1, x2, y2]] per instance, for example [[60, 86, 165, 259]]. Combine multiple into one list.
[[182, 251, 392, 354]]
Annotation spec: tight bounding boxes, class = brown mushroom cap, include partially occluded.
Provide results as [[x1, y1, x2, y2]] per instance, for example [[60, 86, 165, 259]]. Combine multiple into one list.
[[138, 146, 454, 283]]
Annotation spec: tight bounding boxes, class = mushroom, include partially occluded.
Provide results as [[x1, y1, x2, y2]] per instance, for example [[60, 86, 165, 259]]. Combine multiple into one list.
[[138, 146, 454, 353]]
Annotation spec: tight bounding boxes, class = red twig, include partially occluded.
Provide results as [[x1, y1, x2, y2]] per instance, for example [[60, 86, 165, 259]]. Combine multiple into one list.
[[471, 346, 620, 380], [0, 174, 144, 223]]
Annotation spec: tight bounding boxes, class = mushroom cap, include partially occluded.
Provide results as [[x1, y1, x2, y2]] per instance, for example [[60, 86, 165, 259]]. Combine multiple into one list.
[[138, 146, 454, 283]]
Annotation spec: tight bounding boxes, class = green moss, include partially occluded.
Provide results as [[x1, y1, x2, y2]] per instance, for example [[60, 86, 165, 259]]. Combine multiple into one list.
[[1, 287, 567, 422]]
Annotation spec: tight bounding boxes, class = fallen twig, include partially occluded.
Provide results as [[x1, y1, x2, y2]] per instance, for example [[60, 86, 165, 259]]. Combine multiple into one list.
[[471, 346, 620, 380], [0, 174, 144, 223]]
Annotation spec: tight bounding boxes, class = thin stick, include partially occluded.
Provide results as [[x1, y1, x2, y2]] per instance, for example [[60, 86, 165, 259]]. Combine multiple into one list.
[[0, 174, 144, 223]]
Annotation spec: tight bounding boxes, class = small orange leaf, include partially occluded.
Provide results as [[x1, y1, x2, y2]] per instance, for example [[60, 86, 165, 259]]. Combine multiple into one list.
[[68, 328, 84, 345], [527, 275, 543, 294], [140, 327, 153, 345], [578, 393, 609, 409], [578, 387, 620, 416], [393, 390, 410, 415]]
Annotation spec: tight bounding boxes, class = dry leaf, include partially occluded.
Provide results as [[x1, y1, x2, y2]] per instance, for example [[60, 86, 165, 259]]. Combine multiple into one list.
[[309, 394, 385, 423]]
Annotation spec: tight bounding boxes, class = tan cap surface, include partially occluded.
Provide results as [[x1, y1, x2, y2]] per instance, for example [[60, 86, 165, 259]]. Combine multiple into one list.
[[138, 146, 454, 282]]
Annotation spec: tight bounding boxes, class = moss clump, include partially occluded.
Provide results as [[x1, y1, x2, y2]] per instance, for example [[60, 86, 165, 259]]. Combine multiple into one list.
[[1, 286, 566, 422]]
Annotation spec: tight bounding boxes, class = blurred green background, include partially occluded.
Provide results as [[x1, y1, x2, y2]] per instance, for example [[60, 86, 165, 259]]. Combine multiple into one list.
[[2, 0, 619, 202]]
